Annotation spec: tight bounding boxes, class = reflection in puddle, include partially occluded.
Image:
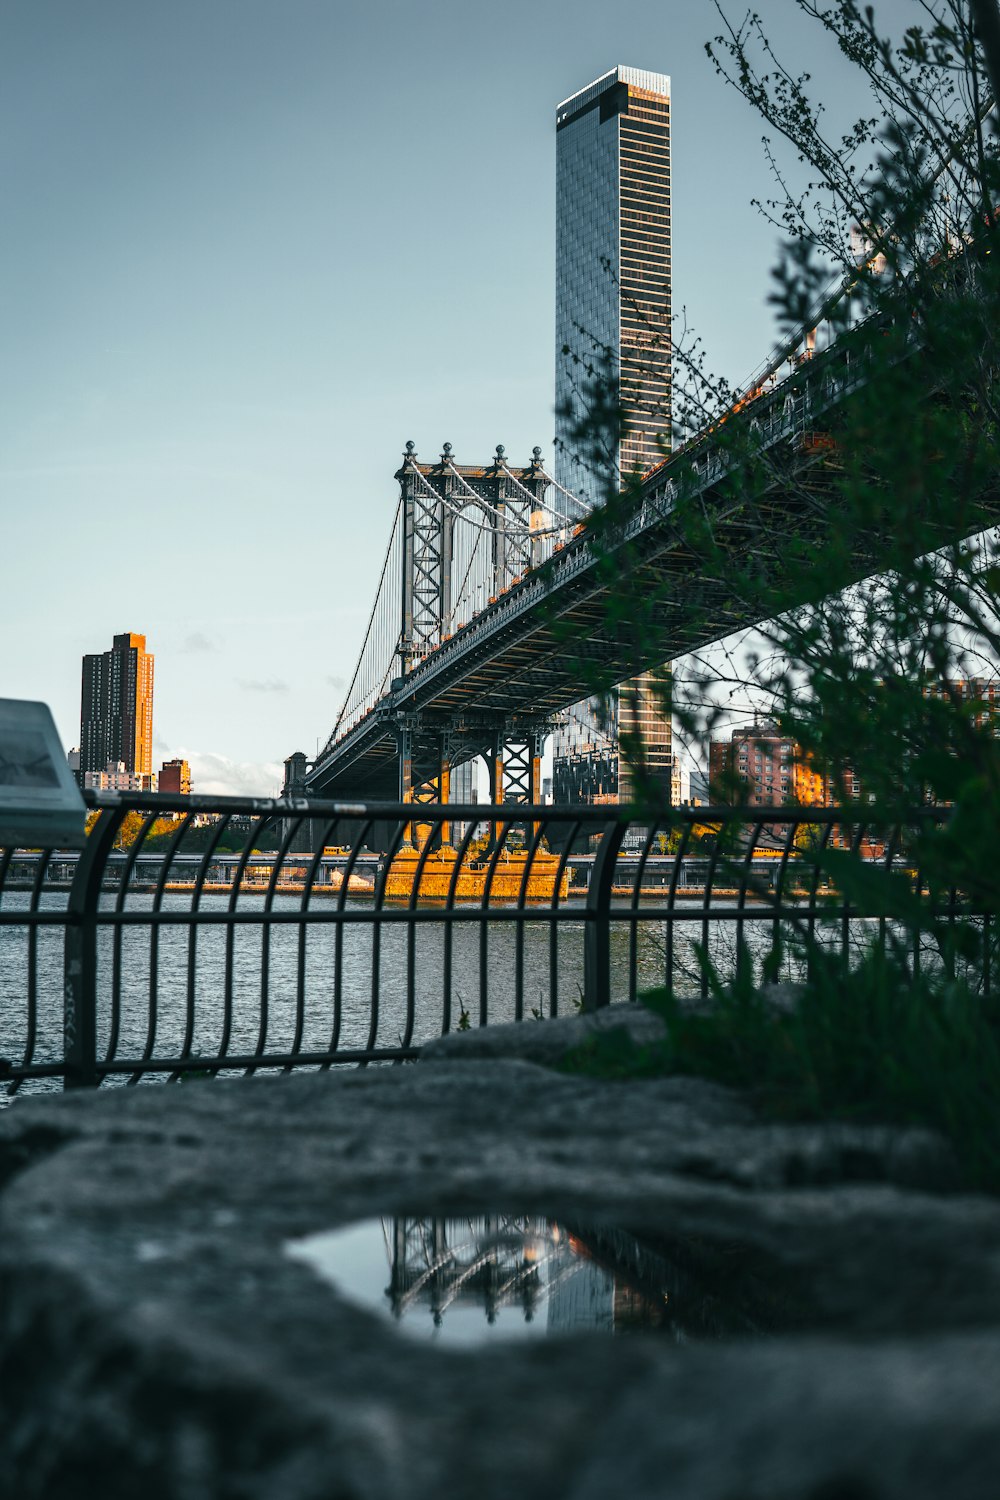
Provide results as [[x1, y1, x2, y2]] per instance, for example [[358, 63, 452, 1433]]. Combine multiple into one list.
[[286, 1214, 758, 1345]]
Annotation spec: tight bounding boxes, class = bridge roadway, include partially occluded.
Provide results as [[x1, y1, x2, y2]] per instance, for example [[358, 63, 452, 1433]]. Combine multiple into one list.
[[306, 314, 986, 801]]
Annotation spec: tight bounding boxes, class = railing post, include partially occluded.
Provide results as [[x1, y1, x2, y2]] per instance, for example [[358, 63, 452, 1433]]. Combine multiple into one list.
[[64, 805, 119, 1089], [583, 819, 627, 1011]]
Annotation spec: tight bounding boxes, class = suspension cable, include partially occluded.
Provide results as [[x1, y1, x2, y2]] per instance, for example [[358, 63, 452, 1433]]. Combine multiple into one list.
[[407, 460, 574, 537], [537, 467, 591, 519], [329, 495, 402, 743], [449, 518, 492, 630]]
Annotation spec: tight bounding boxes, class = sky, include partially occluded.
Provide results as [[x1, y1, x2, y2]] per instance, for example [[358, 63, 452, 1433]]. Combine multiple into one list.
[[0, 0, 921, 794]]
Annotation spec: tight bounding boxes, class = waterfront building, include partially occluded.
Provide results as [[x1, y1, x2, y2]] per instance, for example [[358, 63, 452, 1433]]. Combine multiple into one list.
[[552, 746, 618, 805], [617, 671, 674, 804], [817, 677, 1000, 806], [709, 724, 823, 807], [711, 680, 1000, 810], [552, 66, 674, 804], [159, 757, 192, 796], [83, 761, 157, 793], [79, 632, 154, 781], [923, 676, 1000, 730], [449, 758, 477, 805]]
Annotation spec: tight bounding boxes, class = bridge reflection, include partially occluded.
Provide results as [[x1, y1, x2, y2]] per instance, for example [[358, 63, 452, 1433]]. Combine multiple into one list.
[[288, 1212, 790, 1343]]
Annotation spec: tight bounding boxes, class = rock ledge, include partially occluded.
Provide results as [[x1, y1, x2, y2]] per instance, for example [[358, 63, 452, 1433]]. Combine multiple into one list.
[[0, 1062, 992, 1499]]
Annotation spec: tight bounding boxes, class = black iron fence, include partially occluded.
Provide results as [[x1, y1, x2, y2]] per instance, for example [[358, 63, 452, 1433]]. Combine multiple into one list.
[[0, 791, 979, 1096]]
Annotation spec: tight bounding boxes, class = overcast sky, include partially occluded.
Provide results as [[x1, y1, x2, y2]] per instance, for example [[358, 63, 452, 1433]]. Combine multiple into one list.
[[0, 0, 920, 793]]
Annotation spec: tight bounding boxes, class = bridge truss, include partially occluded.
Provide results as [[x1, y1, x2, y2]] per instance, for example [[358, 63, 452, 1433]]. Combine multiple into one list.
[[306, 266, 1000, 807], [323, 442, 588, 808]]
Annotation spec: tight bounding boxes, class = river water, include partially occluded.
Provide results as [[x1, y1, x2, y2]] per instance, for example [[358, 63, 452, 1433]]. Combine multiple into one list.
[[0, 888, 812, 1099]]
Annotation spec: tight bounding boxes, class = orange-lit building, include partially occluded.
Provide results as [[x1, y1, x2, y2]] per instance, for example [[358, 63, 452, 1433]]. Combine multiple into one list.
[[923, 676, 1000, 730], [709, 723, 823, 806], [159, 758, 192, 796], [709, 681, 1000, 813], [80, 632, 154, 782], [826, 679, 1000, 805]]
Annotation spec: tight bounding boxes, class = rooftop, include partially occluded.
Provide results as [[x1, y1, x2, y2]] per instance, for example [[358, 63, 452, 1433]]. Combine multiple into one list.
[[557, 65, 671, 122]]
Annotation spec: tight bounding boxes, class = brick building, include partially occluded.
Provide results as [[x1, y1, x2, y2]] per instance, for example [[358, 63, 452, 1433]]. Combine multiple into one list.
[[159, 758, 192, 796], [709, 724, 823, 806]]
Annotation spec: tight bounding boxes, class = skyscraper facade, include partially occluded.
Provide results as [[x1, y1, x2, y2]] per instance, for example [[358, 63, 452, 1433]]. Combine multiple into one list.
[[555, 65, 671, 504], [553, 66, 673, 803], [80, 632, 155, 781]]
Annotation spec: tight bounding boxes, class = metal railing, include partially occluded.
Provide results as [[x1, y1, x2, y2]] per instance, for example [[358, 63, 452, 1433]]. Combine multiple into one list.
[[0, 792, 980, 1097]]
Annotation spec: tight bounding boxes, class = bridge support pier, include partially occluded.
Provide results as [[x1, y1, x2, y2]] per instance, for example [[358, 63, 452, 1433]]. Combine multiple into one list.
[[396, 720, 448, 850], [488, 727, 546, 808], [485, 723, 550, 850], [395, 716, 555, 851], [395, 718, 491, 849], [488, 738, 504, 807], [487, 726, 546, 805]]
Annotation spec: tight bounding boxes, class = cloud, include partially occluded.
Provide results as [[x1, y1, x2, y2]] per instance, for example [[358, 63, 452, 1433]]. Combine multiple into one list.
[[181, 631, 217, 654], [326, 673, 346, 691], [173, 748, 285, 798], [238, 677, 289, 694]]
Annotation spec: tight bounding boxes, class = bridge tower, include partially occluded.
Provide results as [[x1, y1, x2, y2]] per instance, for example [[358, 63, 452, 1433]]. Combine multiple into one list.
[[394, 442, 556, 822], [398, 440, 549, 673], [306, 439, 591, 828]]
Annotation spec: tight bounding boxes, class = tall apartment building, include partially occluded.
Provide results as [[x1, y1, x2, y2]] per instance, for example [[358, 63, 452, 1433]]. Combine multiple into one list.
[[553, 66, 673, 803], [555, 64, 671, 500], [79, 632, 154, 781], [709, 724, 824, 807]]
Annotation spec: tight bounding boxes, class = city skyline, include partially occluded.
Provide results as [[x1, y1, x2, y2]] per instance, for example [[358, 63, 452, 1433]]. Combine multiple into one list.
[[1, 1, 922, 793]]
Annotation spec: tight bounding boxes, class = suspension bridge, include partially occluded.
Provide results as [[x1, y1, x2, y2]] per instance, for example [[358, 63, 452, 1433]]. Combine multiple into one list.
[[303, 327, 870, 805], [302, 291, 994, 808]]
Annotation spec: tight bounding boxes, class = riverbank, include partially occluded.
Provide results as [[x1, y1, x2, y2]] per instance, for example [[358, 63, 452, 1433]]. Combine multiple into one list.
[[0, 1040, 995, 1497]]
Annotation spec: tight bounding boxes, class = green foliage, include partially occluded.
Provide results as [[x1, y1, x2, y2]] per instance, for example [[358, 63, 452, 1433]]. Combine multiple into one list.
[[546, 3, 1000, 1188], [138, 820, 282, 854], [666, 3, 1000, 855], [86, 811, 282, 856], [558, 0, 1000, 999], [559, 946, 1000, 1189]]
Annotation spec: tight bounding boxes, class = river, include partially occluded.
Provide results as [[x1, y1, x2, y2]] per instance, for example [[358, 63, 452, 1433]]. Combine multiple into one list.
[[0, 888, 816, 1099]]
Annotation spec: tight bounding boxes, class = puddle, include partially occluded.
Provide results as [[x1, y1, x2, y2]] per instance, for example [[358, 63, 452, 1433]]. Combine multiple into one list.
[[285, 1213, 772, 1345]]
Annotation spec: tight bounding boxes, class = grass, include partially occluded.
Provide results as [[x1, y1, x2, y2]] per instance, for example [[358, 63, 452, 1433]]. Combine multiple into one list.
[[558, 945, 1000, 1191]]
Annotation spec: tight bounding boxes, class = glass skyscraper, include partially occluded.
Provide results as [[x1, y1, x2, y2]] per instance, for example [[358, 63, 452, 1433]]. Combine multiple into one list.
[[553, 66, 674, 804]]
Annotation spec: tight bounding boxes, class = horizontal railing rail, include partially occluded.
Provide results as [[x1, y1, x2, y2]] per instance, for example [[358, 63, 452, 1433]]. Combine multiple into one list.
[[0, 792, 983, 1097]]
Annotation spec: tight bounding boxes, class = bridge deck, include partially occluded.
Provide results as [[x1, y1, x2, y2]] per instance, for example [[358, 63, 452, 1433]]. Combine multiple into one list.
[[308, 315, 994, 799]]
